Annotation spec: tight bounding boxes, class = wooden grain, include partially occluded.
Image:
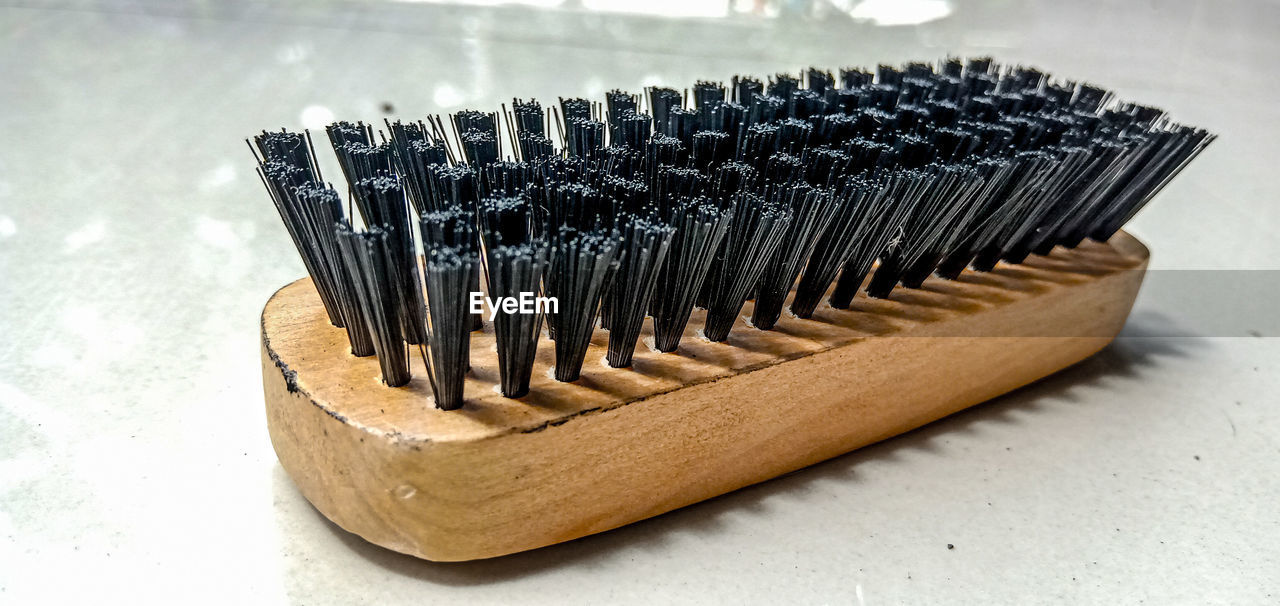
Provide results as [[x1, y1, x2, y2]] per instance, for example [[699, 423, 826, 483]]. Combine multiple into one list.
[[261, 232, 1149, 562]]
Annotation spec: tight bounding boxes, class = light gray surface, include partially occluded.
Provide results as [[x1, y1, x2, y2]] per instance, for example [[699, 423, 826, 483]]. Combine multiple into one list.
[[1, 0, 1277, 603]]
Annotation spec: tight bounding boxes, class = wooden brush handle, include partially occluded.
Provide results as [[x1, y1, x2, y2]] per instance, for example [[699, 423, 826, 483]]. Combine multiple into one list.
[[261, 231, 1149, 561]]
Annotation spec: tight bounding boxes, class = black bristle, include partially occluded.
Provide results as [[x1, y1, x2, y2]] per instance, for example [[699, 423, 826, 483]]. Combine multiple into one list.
[[294, 186, 367, 337], [605, 90, 639, 131], [967, 150, 1082, 272], [351, 177, 429, 344], [801, 146, 853, 188], [545, 227, 620, 381], [942, 57, 964, 78], [476, 195, 544, 395], [386, 120, 449, 214], [843, 137, 897, 172], [527, 157, 586, 234], [863, 83, 900, 111], [253, 58, 1214, 408], [484, 240, 548, 398], [966, 57, 994, 74], [827, 89, 862, 115], [933, 157, 1020, 279], [419, 193, 483, 333], [767, 73, 800, 102], [828, 170, 928, 308], [647, 134, 687, 173], [751, 184, 838, 330], [900, 163, 999, 288], [603, 216, 676, 368], [1087, 125, 1215, 242], [864, 165, 985, 298], [423, 163, 478, 214], [325, 121, 376, 188], [691, 130, 731, 171], [777, 118, 813, 155], [964, 73, 1000, 99], [791, 176, 894, 318], [460, 129, 499, 166], [693, 80, 727, 111], [747, 94, 786, 125], [790, 89, 827, 120], [701, 191, 793, 342], [421, 245, 480, 409], [478, 160, 534, 199], [904, 61, 934, 79], [274, 184, 378, 357], [663, 107, 701, 146], [255, 162, 335, 320], [762, 152, 805, 185], [732, 75, 764, 104], [652, 165, 707, 211], [334, 223, 412, 386], [813, 114, 858, 146], [840, 68, 873, 89], [598, 145, 645, 181], [332, 140, 394, 198], [599, 174, 651, 215], [709, 161, 757, 205], [647, 87, 684, 131], [326, 120, 373, 148], [452, 109, 500, 166], [1009, 65, 1046, 90], [565, 118, 605, 160], [420, 205, 475, 251], [478, 195, 534, 248], [876, 64, 904, 86], [543, 181, 613, 232], [254, 129, 323, 182], [254, 161, 381, 357], [559, 97, 593, 127], [511, 99, 545, 136], [613, 111, 653, 150], [710, 101, 747, 142], [650, 197, 733, 353], [998, 146, 1104, 265], [453, 109, 497, 137], [806, 67, 835, 93], [517, 131, 556, 161], [739, 123, 779, 168], [1073, 84, 1111, 113], [1023, 141, 1129, 256]]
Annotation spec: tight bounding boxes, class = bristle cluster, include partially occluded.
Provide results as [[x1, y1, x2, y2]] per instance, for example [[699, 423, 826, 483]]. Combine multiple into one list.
[[252, 57, 1213, 410]]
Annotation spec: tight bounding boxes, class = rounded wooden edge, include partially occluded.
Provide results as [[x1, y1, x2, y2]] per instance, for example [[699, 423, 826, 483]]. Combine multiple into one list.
[[1107, 230, 1151, 264]]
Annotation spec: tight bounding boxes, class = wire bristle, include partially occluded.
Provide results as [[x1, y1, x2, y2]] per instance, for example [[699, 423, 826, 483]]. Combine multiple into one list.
[[475, 195, 544, 396], [253, 58, 1214, 407], [335, 223, 412, 386], [751, 183, 837, 330], [421, 245, 479, 409], [603, 215, 675, 368], [650, 196, 732, 352], [702, 192, 793, 342], [351, 176, 429, 344], [486, 241, 548, 396], [545, 227, 620, 382]]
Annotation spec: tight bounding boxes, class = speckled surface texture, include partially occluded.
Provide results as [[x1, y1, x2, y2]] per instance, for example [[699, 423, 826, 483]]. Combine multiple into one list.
[[1, 0, 1277, 603]]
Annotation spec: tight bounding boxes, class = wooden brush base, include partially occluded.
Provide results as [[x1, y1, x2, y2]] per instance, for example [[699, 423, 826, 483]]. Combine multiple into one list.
[[261, 232, 1149, 561]]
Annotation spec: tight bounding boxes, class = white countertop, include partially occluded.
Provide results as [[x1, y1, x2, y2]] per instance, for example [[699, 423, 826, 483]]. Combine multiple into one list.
[[1, 0, 1276, 603]]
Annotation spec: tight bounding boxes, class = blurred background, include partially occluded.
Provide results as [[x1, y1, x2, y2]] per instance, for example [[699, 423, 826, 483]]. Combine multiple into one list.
[[2, 0, 1277, 604]]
